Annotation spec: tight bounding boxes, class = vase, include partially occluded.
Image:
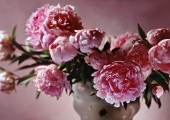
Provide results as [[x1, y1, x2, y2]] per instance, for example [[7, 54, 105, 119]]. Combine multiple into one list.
[[72, 82, 140, 120]]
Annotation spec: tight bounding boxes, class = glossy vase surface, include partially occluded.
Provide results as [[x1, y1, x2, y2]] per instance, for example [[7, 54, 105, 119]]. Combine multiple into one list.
[[72, 82, 140, 120]]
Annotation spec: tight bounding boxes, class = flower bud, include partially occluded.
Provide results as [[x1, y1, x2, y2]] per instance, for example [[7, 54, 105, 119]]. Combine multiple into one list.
[[0, 72, 15, 93], [71, 28, 105, 54], [0, 31, 15, 61], [152, 85, 164, 98], [49, 36, 77, 64]]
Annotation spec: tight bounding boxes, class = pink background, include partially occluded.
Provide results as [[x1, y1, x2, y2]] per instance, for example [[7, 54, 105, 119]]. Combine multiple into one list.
[[0, 0, 170, 120]]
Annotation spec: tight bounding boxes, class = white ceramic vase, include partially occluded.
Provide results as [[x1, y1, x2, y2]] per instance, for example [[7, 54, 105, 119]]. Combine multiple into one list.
[[72, 82, 140, 120]]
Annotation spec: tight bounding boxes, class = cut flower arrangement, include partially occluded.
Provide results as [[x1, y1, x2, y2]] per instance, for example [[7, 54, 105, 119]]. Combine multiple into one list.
[[0, 3, 170, 108]]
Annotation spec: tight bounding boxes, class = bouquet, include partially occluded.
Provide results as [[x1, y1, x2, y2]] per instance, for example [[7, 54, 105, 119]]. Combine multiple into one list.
[[0, 3, 170, 108]]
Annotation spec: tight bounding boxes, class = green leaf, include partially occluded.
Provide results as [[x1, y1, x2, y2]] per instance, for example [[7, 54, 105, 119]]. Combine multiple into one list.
[[10, 55, 20, 64], [123, 102, 127, 110], [12, 25, 17, 40], [151, 80, 158, 85], [29, 69, 35, 74], [17, 63, 42, 70], [58, 63, 66, 71], [90, 91, 96, 96], [154, 70, 169, 82], [152, 95, 162, 108], [17, 74, 35, 85], [137, 24, 151, 48], [10, 54, 31, 65], [0, 66, 15, 76], [40, 54, 50, 58], [42, 50, 50, 55], [71, 78, 78, 84], [137, 23, 146, 41], [148, 71, 169, 91], [103, 41, 110, 51], [144, 85, 152, 108], [12, 40, 27, 53], [80, 63, 94, 83], [25, 81, 30, 86], [111, 47, 120, 54], [146, 91, 152, 108], [77, 51, 86, 56], [36, 91, 41, 99], [25, 42, 31, 52], [155, 78, 169, 91], [18, 54, 31, 64]]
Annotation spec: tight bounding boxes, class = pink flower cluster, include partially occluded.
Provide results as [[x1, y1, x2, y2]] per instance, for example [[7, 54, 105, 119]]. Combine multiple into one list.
[[26, 4, 170, 105], [91, 28, 170, 106], [111, 32, 152, 79], [26, 4, 83, 51], [27, 4, 106, 98]]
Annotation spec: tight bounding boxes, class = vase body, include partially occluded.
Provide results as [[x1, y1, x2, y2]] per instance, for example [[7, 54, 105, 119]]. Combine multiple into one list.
[[72, 82, 140, 120]]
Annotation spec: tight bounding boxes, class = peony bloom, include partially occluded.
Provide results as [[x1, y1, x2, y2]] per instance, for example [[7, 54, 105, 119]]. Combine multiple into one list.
[[146, 28, 170, 46], [70, 28, 105, 54], [120, 35, 146, 53], [26, 4, 55, 50], [44, 4, 83, 36], [110, 32, 146, 60], [49, 36, 77, 64], [126, 44, 152, 79], [34, 64, 71, 98], [85, 51, 114, 70], [0, 31, 15, 61], [93, 61, 146, 107], [110, 32, 140, 51], [40, 29, 58, 50], [113, 35, 152, 79], [0, 72, 15, 93], [152, 85, 164, 98], [148, 39, 170, 74]]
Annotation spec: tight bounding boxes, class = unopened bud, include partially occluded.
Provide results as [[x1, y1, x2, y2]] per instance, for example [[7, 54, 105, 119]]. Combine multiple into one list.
[[0, 72, 15, 93]]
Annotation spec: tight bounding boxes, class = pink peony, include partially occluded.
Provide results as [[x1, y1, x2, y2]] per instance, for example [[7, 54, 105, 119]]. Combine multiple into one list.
[[92, 61, 146, 107], [85, 51, 114, 70], [40, 31, 57, 50], [44, 4, 83, 36], [109, 32, 145, 61], [126, 44, 152, 79], [26, 4, 55, 50], [34, 64, 71, 98], [146, 28, 170, 46], [49, 36, 77, 64], [152, 85, 164, 98], [0, 31, 15, 61], [120, 36, 146, 53], [113, 35, 152, 79], [0, 72, 15, 93], [148, 39, 170, 74], [110, 32, 140, 51], [70, 28, 105, 54]]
